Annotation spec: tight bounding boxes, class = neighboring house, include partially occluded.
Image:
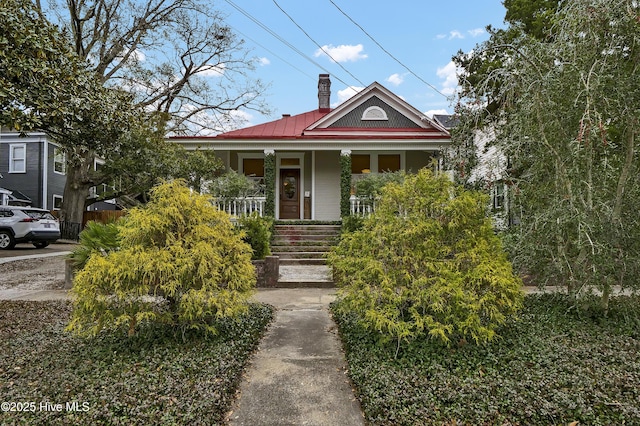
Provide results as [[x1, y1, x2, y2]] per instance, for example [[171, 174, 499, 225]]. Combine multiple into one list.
[[171, 74, 452, 221], [432, 115, 513, 229], [0, 129, 117, 211], [0, 130, 66, 210]]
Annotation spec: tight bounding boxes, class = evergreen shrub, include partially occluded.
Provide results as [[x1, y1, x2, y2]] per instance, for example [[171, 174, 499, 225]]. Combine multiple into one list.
[[237, 212, 273, 260], [67, 180, 256, 337], [328, 168, 523, 346]]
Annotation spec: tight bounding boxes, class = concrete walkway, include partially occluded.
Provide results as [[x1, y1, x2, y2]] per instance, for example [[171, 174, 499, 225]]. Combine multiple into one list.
[[0, 253, 365, 425], [228, 288, 364, 426]]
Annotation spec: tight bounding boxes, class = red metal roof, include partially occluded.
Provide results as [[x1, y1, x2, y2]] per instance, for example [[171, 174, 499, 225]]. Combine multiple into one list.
[[215, 110, 330, 139], [211, 110, 447, 141]]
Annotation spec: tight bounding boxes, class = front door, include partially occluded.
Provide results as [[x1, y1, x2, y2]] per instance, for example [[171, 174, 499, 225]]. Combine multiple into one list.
[[279, 169, 300, 219]]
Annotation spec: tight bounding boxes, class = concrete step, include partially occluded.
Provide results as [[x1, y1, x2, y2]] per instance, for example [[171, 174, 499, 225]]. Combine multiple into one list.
[[278, 258, 328, 266], [276, 265, 334, 288], [271, 224, 340, 270], [272, 251, 328, 259], [273, 280, 335, 288], [273, 234, 339, 244], [274, 226, 340, 231], [273, 226, 341, 236], [271, 245, 331, 253], [273, 232, 340, 240]]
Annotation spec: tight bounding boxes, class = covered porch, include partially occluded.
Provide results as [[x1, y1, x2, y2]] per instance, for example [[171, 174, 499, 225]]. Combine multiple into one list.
[[171, 76, 451, 219], [201, 147, 441, 220]]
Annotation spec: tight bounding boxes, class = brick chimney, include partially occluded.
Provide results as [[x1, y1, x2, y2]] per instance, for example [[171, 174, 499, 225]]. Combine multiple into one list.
[[318, 74, 331, 112]]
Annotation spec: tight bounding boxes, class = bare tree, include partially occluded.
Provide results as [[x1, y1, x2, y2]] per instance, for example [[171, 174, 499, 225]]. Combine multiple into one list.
[[30, 0, 269, 227], [39, 0, 269, 135]]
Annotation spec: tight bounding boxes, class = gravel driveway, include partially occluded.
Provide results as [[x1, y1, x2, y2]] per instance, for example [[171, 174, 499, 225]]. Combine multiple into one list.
[[1, 255, 67, 291]]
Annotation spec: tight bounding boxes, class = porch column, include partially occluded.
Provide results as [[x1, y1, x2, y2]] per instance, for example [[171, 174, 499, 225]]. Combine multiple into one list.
[[264, 149, 276, 217], [340, 150, 352, 218]]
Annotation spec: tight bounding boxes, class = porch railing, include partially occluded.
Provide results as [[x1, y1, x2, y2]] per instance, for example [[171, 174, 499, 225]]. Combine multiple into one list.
[[350, 195, 376, 217], [215, 197, 266, 217], [215, 196, 374, 218]]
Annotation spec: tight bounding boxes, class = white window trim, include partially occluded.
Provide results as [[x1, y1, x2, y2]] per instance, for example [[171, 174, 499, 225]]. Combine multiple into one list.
[[275, 152, 305, 220], [52, 194, 63, 210], [351, 151, 405, 175], [361, 106, 388, 121], [9, 143, 26, 173], [237, 152, 265, 176]]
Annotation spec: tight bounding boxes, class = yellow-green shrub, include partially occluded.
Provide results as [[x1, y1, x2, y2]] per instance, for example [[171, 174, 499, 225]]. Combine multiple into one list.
[[67, 180, 256, 337], [328, 168, 523, 346]]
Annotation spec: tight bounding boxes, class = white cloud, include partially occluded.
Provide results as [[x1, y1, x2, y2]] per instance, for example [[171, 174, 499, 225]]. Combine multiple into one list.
[[258, 57, 270, 66], [130, 49, 146, 62], [437, 29, 485, 42], [386, 73, 405, 86], [424, 109, 448, 118], [314, 44, 368, 63], [199, 63, 226, 77], [333, 86, 364, 106], [111, 48, 145, 68], [436, 60, 459, 96]]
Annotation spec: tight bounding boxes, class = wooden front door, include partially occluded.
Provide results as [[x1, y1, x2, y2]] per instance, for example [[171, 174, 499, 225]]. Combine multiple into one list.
[[279, 169, 300, 219]]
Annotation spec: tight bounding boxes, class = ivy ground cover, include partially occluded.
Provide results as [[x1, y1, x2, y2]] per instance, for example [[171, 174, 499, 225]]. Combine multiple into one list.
[[0, 300, 273, 425], [333, 294, 640, 425]]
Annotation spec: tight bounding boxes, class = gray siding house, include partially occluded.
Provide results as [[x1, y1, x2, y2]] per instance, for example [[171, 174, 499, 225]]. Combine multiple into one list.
[[0, 130, 116, 212], [0, 130, 66, 209]]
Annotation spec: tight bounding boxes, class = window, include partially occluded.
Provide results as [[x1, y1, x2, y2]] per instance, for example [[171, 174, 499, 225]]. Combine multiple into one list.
[[280, 158, 299, 167], [54, 147, 66, 174], [362, 106, 388, 121], [351, 155, 371, 174], [493, 184, 505, 210], [9, 144, 26, 173], [53, 195, 63, 210], [378, 154, 401, 173], [243, 158, 264, 177], [241, 157, 265, 195]]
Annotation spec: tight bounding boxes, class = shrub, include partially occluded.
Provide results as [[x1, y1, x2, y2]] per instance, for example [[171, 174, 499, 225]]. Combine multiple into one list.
[[354, 169, 405, 199], [341, 215, 364, 234], [209, 170, 259, 199], [237, 213, 273, 260], [328, 168, 523, 347], [67, 180, 256, 337], [69, 219, 121, 270]]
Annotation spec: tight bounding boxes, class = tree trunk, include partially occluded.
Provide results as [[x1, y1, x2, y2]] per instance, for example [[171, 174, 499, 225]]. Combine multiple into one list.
[[59, 150, 96, 225]]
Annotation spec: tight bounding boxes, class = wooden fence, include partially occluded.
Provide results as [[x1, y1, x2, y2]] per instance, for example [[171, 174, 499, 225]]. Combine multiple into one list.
[[82, 210, 127, 227], [53, 210, 127, 240]]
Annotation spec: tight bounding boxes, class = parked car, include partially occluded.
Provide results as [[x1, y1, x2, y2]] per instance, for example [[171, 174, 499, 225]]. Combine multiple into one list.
[[0, 206, 60, 249]]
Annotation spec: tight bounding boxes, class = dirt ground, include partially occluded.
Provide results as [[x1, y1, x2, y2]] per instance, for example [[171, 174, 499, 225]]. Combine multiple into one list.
[[0, 256, 66, 291]]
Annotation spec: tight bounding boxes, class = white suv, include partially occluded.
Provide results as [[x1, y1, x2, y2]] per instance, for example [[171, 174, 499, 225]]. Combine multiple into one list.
[[0, 206, 61, 249]]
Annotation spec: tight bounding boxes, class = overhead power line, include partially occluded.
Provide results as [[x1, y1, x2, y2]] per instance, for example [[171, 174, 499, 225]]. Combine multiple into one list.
[[222, 0, 355, 88], [234, 27, 316, 81], [271, 0, 365, 87], [328, 0, 448, 99]]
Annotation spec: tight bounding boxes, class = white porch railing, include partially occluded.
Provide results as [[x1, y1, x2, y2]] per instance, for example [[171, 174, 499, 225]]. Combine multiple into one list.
[[215, 197, 266, 217], [350, 195, 376, 217]]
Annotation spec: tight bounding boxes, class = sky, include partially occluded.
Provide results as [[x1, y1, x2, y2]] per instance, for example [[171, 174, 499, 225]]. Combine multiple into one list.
[[216, 0, 508, 126]]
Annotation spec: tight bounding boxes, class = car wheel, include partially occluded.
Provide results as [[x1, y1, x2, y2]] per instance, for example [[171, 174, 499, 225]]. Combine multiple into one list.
[[0, 230, 15, 250], [33, 242, 49, 249]]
